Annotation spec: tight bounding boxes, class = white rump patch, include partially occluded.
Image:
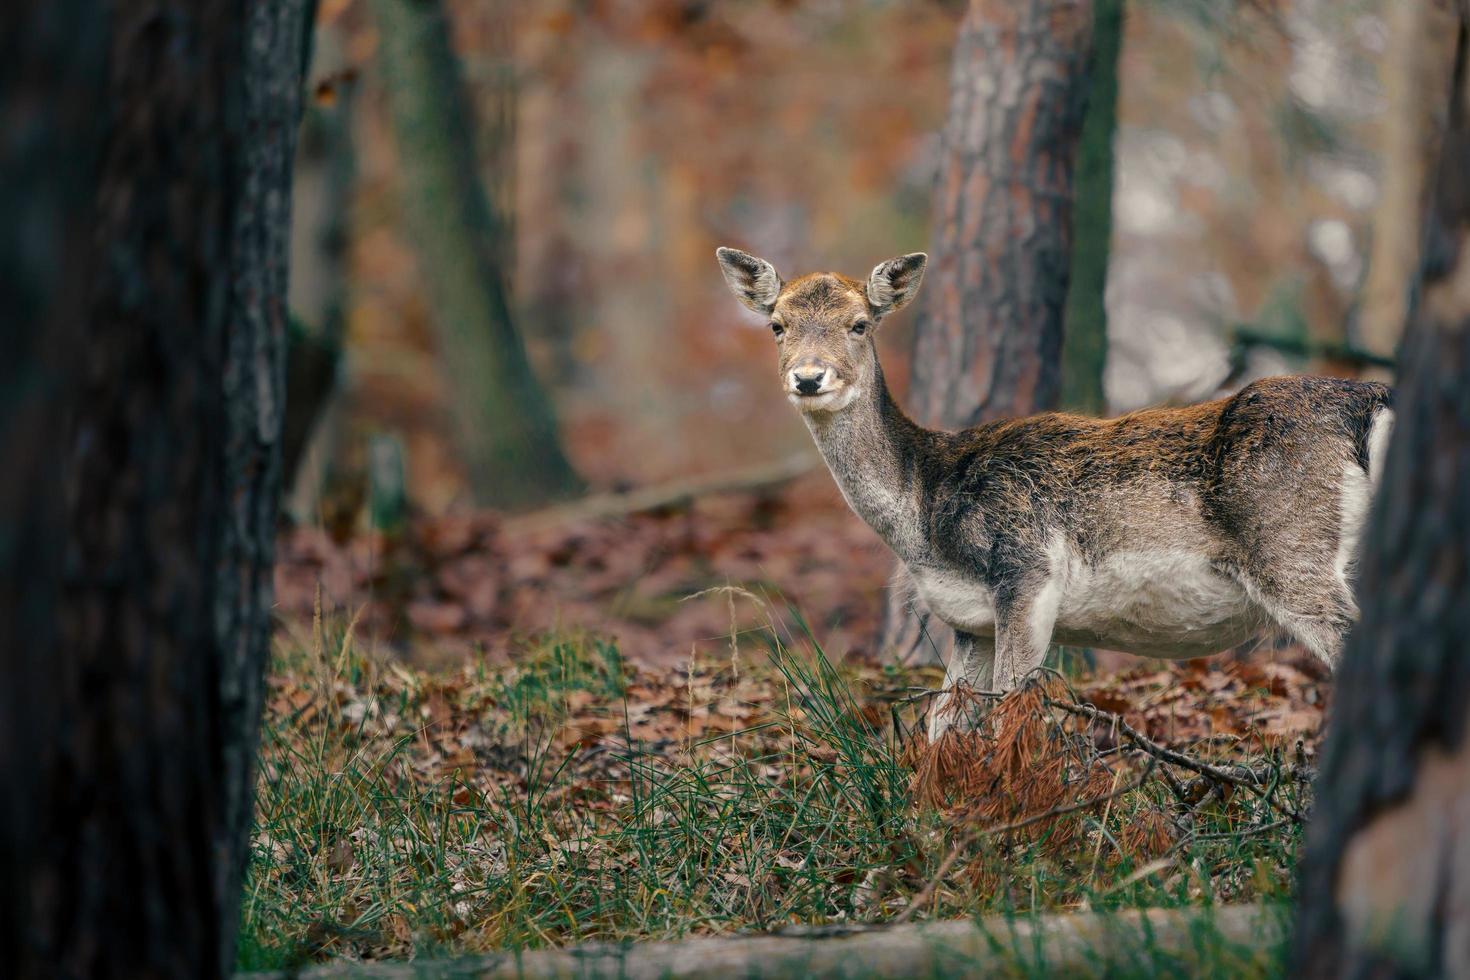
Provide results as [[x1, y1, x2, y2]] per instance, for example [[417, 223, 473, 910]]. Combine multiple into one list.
[[1335, 463, 1372, 585], [1337, 405, 1395, 587], [1367, 407, 1394, 489]]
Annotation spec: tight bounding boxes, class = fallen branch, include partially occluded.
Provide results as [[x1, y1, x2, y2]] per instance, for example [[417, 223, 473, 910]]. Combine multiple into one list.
[[240, 904, 1284, 979], [1190, 818, 1294, 843], [1046, 696, 1310, 825], [1050, 699, 1266, 788], [502, 452, 819, 534], [1229, 326, 1396, 369]]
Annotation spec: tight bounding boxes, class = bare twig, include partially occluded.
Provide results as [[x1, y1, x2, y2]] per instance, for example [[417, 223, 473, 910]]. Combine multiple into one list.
[[1047, 697, 1307, 825], [892, 687, 1003, 707], [1188, 818, 1293, 843], [1049, 699, 1263, 789]]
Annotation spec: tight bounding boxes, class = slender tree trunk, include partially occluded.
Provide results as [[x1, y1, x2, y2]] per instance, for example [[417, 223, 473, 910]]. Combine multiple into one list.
[[882, 0, 1096, 663], [284, 16, 354, 516], [1061, 0, 1122, 415], [1358, 0, 1461, 361], [3, 0, 309, 975], [1293, 9, 1470, 976], [370, 0, 580, 508], [478, 0, 517, 280]]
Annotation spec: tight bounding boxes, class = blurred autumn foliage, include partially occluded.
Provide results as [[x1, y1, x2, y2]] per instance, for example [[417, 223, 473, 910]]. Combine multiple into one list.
[[304, 0, 1396, 520], [312, 0, 957, 515], [276, 469, 894, 667], [279, 0, 1409, 669]]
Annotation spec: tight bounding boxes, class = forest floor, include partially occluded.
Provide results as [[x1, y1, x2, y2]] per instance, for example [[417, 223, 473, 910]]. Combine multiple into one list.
[[249, 480, 1330, 973], [272, 467, 894, 670]]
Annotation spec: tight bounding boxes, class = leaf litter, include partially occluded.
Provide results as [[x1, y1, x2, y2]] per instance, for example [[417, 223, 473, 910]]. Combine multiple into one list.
[[247, 551, 1328, 968]]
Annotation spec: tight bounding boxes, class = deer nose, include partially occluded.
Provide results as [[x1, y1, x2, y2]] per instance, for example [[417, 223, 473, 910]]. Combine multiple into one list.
[[792, 364, 828, 394]]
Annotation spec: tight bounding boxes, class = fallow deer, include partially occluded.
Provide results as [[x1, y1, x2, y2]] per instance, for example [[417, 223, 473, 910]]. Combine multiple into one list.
[[716, 247, 1395, 739]]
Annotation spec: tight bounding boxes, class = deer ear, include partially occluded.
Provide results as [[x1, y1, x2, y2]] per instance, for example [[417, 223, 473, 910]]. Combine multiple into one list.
[[867, 252, 927, 316], [716, 247, 783, 315]]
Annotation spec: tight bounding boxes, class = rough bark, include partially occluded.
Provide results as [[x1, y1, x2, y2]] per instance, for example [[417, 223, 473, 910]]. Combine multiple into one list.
[[216, 3, 312, 965], [3, 0, 309, 975], [370, 0, 580, 508], [1293, 9, 1470, 976], [882, 0, 1095, 663], [1061, 0, 1121, 415]]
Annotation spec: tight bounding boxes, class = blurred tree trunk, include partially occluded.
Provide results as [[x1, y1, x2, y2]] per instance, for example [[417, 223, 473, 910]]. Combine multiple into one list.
[[3, 0, 310, 975], [882, 0, 1096, 663], [370, 0, 580, 508], [1293, 10, 1470, 976], [1061, 0, 1122, 416], [478, 1, 517, 279], [0, 2, 108, 970], [1358, 0, 1461, 362], [579, 41, 678, 473], [518, 12, 587, 388], [284, 18, 355, 519]]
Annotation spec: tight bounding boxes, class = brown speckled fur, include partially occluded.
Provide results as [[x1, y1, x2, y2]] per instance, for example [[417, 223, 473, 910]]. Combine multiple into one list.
[[717, 248, 1394, 736]]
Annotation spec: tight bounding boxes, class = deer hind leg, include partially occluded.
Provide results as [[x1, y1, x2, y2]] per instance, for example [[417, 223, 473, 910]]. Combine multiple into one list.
[[992, 575, 1062, 691], [1233, 567, 1356, 669], [1236, 458, 1377, 670], [927, 631, 995, 741], [1266, 597, 1355, 669]]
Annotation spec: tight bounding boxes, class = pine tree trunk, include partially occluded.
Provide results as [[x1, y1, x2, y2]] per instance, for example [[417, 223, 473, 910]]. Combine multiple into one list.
[[370, 0, 580, 508], [3, 0, 310, 974], [882, 0, 1095, 662], [1293, 10, 1470, 976]]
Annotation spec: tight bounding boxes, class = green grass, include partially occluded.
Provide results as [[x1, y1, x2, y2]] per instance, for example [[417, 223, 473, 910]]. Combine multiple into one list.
[[236, 611, 1305, 974]]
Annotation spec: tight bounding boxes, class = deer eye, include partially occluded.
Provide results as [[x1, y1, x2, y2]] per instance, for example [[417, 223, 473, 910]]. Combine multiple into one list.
[[770, 321, 785, 338], [851, 320, 870, 336]]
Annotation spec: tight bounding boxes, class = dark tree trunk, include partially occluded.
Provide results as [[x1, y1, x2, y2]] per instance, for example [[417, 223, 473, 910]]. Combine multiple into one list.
[[1293, 10, 1470, 977], [1061, 0, 1122, 416], [0, 2, 109, 971], [3, 0, 310, 975], [370, 0, 581, 508], [213, 4, 312, 966], [882, 0, 1096, 662]]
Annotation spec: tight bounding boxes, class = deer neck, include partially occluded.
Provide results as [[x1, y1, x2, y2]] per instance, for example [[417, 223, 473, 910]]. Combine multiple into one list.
[[801, 363, 932, 563]]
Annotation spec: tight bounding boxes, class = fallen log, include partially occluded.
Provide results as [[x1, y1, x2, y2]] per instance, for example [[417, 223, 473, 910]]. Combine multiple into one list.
[[242, 903, 1284, 978]]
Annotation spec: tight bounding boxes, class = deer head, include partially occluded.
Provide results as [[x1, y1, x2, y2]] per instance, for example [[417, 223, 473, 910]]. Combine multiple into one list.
[[716, 247, 926, 413]]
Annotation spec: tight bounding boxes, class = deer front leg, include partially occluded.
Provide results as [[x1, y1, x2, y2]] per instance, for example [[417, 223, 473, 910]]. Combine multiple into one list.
[[992, 576, 1062, 691], [927, 630, 995, 741]]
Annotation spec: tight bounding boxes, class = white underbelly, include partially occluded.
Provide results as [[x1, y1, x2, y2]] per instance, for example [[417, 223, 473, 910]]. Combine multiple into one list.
[[1055, 550, 1263, 656], [911, 551, 1265, 659], [910, 566, 997, 633]]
